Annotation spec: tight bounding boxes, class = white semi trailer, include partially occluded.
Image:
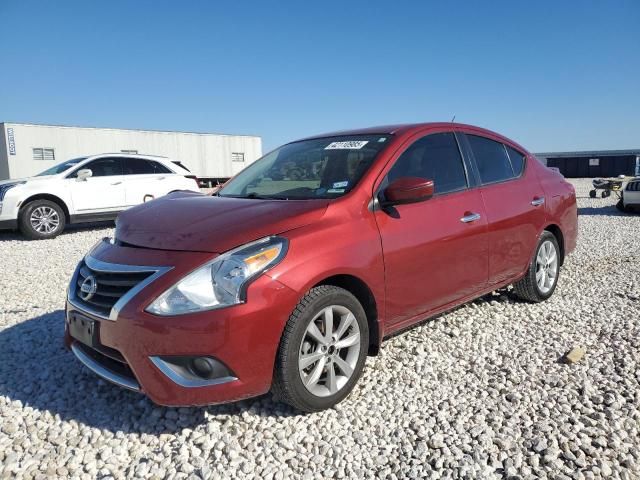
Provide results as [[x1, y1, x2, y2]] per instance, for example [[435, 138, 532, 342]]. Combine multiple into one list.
[[0, 122, 262, 186]]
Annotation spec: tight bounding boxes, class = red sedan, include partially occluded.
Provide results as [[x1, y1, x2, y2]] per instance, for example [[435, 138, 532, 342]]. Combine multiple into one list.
[[65, 123, 577, 412]]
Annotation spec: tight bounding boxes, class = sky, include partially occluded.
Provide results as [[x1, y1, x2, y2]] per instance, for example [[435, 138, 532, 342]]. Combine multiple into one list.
[[0, 1, 638, 153]]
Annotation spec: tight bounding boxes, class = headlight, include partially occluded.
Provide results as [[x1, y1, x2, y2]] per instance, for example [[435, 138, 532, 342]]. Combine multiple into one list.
[[146, 236, 288, 316], [0, 181, 26, 201]]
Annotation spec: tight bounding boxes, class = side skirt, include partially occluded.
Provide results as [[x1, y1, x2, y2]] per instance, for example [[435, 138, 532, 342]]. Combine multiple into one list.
[[69, 212, 121, 224], [383, 272, 528, 339]]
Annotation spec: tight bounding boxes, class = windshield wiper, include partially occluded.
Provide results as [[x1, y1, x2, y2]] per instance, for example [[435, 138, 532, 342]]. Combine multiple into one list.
[[221, 192, 289, 200]]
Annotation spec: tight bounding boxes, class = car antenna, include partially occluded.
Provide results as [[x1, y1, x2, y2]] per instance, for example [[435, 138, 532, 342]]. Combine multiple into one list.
[[451, 114, 456, 123]]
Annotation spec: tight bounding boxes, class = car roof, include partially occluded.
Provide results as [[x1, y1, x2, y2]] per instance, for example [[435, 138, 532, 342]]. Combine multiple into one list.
[[84, 153, 173, 162], [297, 122, 528, 153]]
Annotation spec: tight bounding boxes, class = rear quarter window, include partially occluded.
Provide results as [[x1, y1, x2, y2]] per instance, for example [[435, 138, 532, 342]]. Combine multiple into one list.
[[505, 146, 526, 176]]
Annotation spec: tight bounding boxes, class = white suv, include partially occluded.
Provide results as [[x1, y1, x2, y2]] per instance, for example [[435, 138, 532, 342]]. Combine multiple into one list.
[[618, 178, 640, 213], [0, 154, 200, 239]]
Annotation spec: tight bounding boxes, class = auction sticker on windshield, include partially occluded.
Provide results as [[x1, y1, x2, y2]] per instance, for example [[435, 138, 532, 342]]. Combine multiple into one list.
[[325, 141, 369, 150]]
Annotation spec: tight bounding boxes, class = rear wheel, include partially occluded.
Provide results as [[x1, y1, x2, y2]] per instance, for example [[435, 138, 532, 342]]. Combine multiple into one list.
[[272, 285, 369, 412], [601, 190, 610, 198], [19, 199, 66, 240], [512, 231, 560, 303], [589, 189, 597, 198]]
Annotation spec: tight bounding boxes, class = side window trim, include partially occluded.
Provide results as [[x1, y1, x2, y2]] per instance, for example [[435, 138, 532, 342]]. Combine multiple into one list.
[[454, 132, 481, 188]]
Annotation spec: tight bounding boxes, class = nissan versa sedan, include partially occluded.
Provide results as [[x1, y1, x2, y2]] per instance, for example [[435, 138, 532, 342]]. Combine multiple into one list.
[[65, 123, 578, 412]]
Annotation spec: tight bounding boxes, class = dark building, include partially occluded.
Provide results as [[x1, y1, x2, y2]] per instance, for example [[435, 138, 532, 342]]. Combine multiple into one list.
[[535, 149, 640, 178]]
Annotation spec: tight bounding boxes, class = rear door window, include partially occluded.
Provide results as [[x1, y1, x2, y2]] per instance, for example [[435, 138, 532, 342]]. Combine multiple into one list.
[[467, 135, 514, 184], [505, 146, 526, 176], [123, 158, 172, 175], [387, 132, 468, 195]]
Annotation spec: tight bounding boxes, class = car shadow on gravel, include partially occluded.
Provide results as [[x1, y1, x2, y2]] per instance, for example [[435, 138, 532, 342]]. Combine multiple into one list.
[[0, 310, 297, 434], [577, 205, 629, 216], [0, 221, 114, 242]]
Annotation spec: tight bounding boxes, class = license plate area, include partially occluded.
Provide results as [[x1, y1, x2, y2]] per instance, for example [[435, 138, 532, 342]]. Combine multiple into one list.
[[68, 313, 99, 348]]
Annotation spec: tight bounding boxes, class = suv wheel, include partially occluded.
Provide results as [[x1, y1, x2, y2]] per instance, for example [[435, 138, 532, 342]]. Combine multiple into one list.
[[272, 285, 369, 412], [19, 199, 66, 240], [512, 231, 560, 303]]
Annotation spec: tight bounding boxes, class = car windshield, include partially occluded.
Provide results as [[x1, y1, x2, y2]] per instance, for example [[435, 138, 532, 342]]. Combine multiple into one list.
[[36, 157, 87, 176], [219, 135, 392, 199]]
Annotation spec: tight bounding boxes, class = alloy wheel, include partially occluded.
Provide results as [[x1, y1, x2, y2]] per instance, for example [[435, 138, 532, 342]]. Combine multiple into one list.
[[536, 240, 558, 294], [30, 206, 60, 234], [298, 305, 361, 397]]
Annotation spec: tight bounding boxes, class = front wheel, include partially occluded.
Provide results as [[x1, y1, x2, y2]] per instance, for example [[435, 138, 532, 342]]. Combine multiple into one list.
[[19, 199, 66, 240], [272, 285, 369, 412], [512, 231, 560, 303]]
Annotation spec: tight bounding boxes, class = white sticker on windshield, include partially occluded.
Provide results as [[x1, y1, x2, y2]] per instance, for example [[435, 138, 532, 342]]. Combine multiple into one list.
[[327, 188, 345, 193], [325, 141, 369, 150], [333, 181, 349, 188]]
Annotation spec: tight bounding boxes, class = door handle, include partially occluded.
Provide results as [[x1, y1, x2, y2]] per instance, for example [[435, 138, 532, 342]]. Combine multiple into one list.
[[460, 212, 481, 223], [531, 197, 545, 206], [157, 176, 166, 180], [111, 181, 122, 186]]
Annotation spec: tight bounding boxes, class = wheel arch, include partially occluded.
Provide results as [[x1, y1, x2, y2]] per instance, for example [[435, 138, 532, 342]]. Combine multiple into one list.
[[313, 274, 381, 356], [543, 223, 565, 265], [19, 193, 71, 224]]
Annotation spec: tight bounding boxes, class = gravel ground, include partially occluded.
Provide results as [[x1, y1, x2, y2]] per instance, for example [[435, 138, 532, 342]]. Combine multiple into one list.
[[0, 178, 639, 479]]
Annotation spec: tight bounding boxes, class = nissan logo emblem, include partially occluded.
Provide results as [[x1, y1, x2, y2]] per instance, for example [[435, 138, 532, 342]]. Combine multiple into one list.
[[79, 275, 98, 301]]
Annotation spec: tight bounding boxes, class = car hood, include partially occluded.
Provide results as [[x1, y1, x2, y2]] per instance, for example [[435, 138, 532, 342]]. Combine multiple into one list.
[[115, 191, 329, 253], [0, 176, 59, 187], [0, 177, 30, 187]]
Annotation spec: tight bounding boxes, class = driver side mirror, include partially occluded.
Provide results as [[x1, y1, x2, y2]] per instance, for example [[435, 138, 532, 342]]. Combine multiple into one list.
[[381, 177, 434, 207], [76, 169, 93, 181]]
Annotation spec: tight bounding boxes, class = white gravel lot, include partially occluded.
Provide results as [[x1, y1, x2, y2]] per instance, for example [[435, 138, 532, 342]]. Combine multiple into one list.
[[0, 178, 639, 479]]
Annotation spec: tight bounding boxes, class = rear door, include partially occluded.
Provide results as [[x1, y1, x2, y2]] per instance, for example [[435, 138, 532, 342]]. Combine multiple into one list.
[[122, 158, 174, 206], [462, 133, 547, 286], [374, 131, 489, 327], [66, 157, 126, 212]]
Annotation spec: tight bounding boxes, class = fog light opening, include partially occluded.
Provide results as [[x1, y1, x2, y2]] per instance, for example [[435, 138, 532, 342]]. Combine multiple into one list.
[[190, 357, 216, 379], [151, 355, 236, 387]]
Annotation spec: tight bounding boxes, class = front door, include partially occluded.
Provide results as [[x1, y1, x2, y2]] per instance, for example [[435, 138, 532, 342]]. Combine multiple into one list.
[[67, 157, 126, 212], [374, 131, 489, 326]]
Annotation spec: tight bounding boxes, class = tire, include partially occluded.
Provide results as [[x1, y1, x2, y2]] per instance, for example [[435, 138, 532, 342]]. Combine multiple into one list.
[[601, 190, 610, 198], [19, 199, 66, 240], [589, 190, 597, 198], [512, 231, 561, 303], [272, 285, 369, 412], [616, 199, 626, 212]]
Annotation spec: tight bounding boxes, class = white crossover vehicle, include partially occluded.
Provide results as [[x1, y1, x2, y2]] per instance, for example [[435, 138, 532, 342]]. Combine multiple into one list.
[[0, 154, 200, 239], [617, 178, 640, 213]]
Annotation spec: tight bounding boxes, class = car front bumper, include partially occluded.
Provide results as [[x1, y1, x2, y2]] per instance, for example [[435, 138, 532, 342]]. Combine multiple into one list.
[[0, 219, 18, 230], [65, 240, 300, 406]]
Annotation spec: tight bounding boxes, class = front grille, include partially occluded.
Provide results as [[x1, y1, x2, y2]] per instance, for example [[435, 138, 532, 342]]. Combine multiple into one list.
[[75, 260, 154, 317]]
